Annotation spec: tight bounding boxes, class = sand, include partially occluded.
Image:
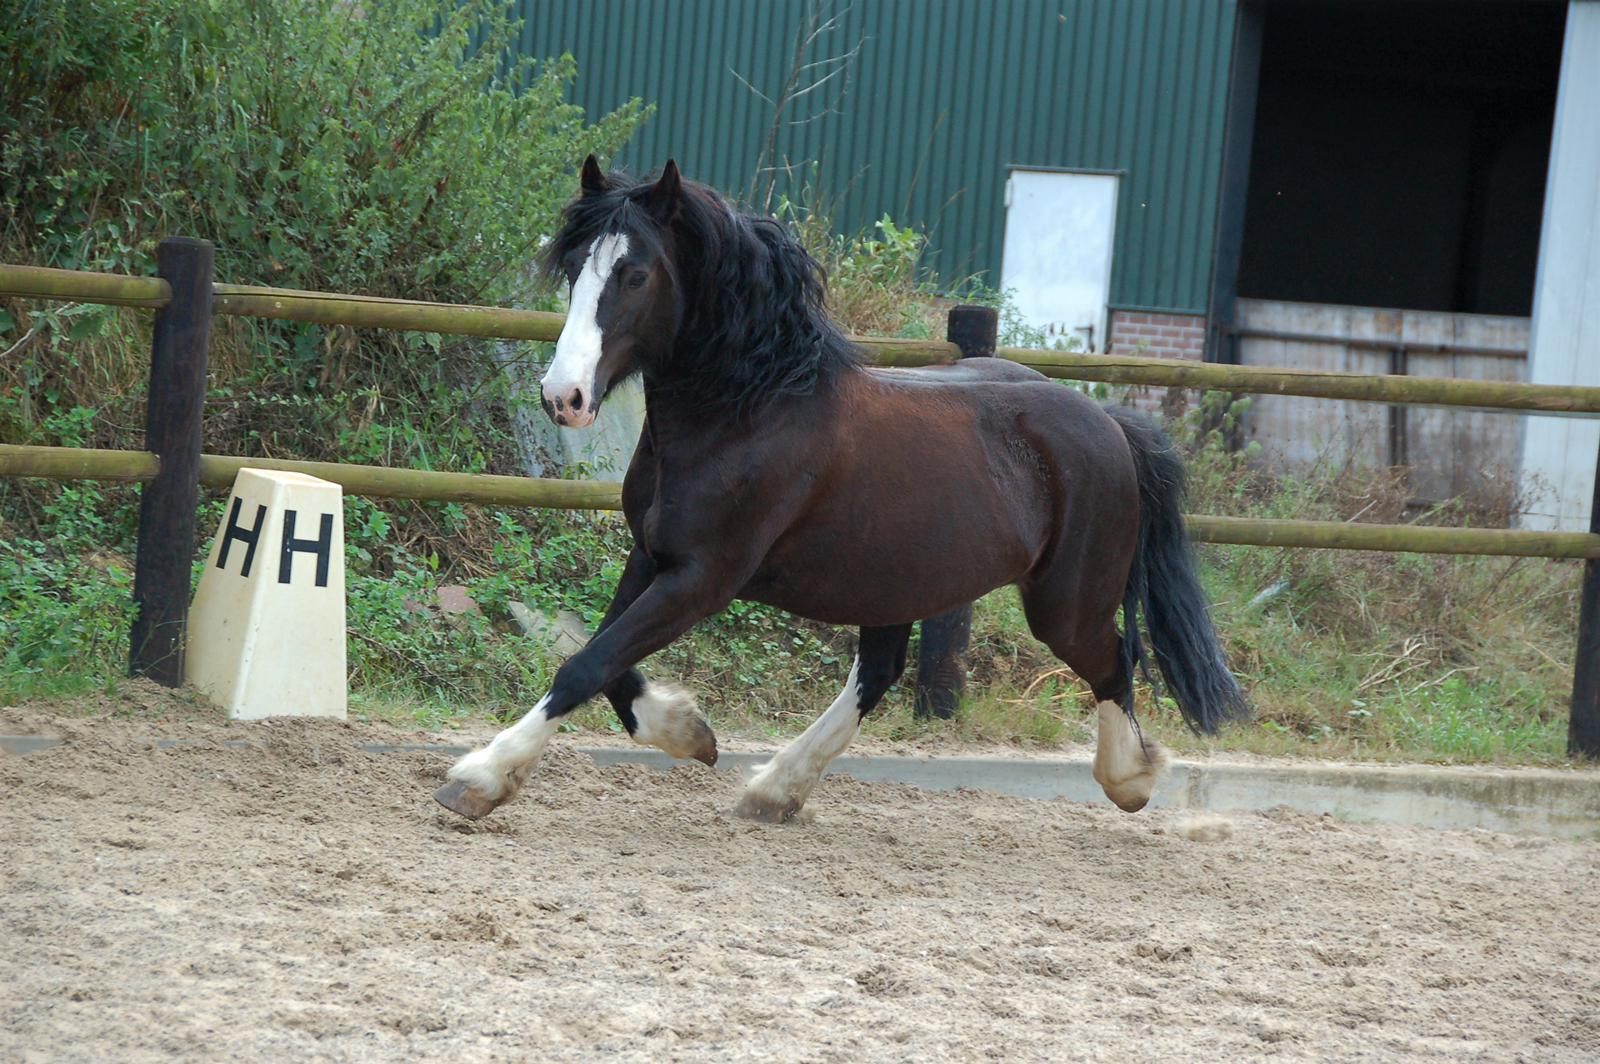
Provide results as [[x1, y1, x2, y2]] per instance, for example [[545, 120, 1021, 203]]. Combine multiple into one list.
[[2, 707, 1596, 1062]]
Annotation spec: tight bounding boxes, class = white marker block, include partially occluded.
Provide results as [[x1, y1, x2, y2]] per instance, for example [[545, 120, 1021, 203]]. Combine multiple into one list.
[[186, 469, 347, 720]]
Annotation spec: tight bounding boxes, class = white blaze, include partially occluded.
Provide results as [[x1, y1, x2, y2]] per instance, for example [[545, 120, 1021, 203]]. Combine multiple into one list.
[[543, 233, 630, 427]]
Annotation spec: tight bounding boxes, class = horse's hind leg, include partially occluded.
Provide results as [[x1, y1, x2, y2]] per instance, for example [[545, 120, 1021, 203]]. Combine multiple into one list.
[[1091, 691, 1171, 814], [1019, 583, 1169, 814], [734, 624, 911, 823]]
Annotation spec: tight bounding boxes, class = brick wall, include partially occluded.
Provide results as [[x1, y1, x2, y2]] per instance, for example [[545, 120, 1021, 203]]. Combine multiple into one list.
[[1108, 310, 1207, 418], [1109, 310, 1207, 360]]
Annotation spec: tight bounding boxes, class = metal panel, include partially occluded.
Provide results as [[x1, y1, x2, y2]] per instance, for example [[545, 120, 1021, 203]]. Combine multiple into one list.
[[1404, 310, 1529, 508], [512, 0, 1236, 311], [1238, 299, 1529, 512], [1520, 1, 1600, 532], [1000, 169, 1120, 349], [1238, 300, 1391, 478]]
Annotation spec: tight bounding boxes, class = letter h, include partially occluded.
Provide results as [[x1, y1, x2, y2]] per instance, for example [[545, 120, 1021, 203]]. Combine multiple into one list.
[[217, 497, 267, 578], [279, 510, 334, 588]]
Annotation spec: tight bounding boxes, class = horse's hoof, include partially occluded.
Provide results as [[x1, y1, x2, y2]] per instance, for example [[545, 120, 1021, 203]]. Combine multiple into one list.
[[685, 716, 719, 767], [733, 791, 801, 824], [433, 780, 505, 820], [1096, 776, 1156, 813], [1110, 793, 1151, 813], [634, 684, 719, 766]]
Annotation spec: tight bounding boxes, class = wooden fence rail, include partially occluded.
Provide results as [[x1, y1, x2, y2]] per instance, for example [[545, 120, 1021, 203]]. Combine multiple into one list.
[[7, 444, 1600, 559], [0, 444, 627, 510], [0, 264, 959, 362], [0, 263, 171, 307], [994, 348, 1600, 416], [8, 261, 1600, 415], [2, 249, 1598, 755]]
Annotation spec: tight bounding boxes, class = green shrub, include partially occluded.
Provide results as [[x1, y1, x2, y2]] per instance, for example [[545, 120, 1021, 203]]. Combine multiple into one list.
[[1, 0, 647, 455], [0, 0, 653, 705], [2, 0, 645, 295]]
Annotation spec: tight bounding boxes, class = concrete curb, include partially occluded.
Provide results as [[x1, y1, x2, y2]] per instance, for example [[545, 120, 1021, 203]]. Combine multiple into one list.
[[5, 734, 1597, 839]]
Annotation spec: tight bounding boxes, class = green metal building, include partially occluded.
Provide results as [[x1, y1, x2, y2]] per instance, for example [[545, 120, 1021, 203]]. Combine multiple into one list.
[[514, 0, 1236, 317], [515, 0, 1600, 531]]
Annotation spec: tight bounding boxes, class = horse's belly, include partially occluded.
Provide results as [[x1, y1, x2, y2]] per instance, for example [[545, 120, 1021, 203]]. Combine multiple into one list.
[[732, 373, 1061, 626], [740, 517, 1032, 627]]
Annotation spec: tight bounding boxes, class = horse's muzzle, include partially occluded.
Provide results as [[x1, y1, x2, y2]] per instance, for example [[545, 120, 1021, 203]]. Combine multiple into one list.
[[542, 385, 598, 428]]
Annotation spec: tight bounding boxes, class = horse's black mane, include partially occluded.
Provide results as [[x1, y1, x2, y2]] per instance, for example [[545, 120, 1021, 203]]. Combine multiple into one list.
[[541, 167, 861, 418]]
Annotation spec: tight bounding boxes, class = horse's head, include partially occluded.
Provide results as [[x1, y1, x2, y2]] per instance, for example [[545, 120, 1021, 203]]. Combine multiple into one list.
[[542, 155, 858, 426], [539, 156, 684, 428]]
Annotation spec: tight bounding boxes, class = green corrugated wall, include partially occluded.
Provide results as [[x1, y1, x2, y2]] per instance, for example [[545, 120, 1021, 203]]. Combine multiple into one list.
[[514, 0, 1237, 313]]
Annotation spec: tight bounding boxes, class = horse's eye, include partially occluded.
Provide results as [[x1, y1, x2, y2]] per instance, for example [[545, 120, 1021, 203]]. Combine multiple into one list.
[[625, 270, 648, 290]]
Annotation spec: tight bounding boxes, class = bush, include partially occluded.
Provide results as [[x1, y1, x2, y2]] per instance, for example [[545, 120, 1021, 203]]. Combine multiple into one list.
[[775, 193, 1052, 352], [2, 0, 645, 294], [0, 0, 651, 704], [1, 0, 647, 454]]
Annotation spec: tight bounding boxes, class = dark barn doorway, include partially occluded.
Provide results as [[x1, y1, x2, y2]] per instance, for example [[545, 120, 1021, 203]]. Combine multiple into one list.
[[1235, 0, 1567, 316], [1207, 0, 1571, 511]]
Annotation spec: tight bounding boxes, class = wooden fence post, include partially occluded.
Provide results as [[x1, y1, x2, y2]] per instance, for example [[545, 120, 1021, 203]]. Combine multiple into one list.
[[1570, 435, 1600, 758], [913, 304, 999, 719], [129, 238, 214, 685]]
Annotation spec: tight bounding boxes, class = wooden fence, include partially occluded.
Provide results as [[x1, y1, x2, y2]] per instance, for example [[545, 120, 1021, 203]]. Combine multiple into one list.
[[2, 239, 1598, 755]]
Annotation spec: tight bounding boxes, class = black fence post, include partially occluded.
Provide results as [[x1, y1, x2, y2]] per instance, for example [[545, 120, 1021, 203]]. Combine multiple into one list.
[[129, 237, 214, 685], [1570, 434, 1600, 758], [913, 304, 999, 720]]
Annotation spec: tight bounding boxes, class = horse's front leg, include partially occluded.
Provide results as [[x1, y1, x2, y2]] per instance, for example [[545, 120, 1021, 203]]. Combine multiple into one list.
[[434, 564, 732, 819], [596, 547, 717, 765], [735, 624, 911, 823]]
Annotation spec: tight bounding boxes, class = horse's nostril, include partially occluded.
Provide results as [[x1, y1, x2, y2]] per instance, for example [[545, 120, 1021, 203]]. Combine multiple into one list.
[[571, 388, 585, 412]]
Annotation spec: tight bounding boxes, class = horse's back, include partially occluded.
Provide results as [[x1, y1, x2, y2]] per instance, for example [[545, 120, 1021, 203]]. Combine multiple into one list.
[[864, 360, 1132, 475], [734, 365, 1135, 626], [860, 361, 1143, 597], [865, 359, 1046, 387]]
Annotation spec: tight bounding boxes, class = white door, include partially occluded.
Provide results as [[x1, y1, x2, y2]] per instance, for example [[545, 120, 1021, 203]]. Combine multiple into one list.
[[999, 168, 1119, 352]]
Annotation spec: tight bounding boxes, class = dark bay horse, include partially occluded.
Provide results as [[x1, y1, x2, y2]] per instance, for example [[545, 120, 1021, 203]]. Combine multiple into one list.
[[434, 157, 1246, 823]]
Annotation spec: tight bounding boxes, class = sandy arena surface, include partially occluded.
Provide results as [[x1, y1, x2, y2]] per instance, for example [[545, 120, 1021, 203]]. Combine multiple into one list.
[[2, 707, 1598, 1063]]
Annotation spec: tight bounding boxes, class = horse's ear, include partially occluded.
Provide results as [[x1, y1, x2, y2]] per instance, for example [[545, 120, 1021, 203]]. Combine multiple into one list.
[[644, 159, 682, 219], [580, 154, 608, 197]]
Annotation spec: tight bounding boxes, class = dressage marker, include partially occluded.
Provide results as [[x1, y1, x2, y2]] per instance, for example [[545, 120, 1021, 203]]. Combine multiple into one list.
[[186, 468, 347, 720]]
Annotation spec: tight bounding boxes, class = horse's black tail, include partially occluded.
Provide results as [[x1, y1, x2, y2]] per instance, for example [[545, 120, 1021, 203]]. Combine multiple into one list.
[[1106, 406, 1248, 734]]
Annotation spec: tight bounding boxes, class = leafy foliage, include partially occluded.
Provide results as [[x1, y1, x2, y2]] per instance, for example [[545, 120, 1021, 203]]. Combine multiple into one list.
[[0, 483, 136, 700], [2, 0, 646, 295], [0, 0, 652, 706], [1, 0, 646, 455]]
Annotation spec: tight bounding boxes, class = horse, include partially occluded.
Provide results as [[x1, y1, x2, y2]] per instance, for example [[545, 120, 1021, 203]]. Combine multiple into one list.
[[433, 156, 1247, 823]]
